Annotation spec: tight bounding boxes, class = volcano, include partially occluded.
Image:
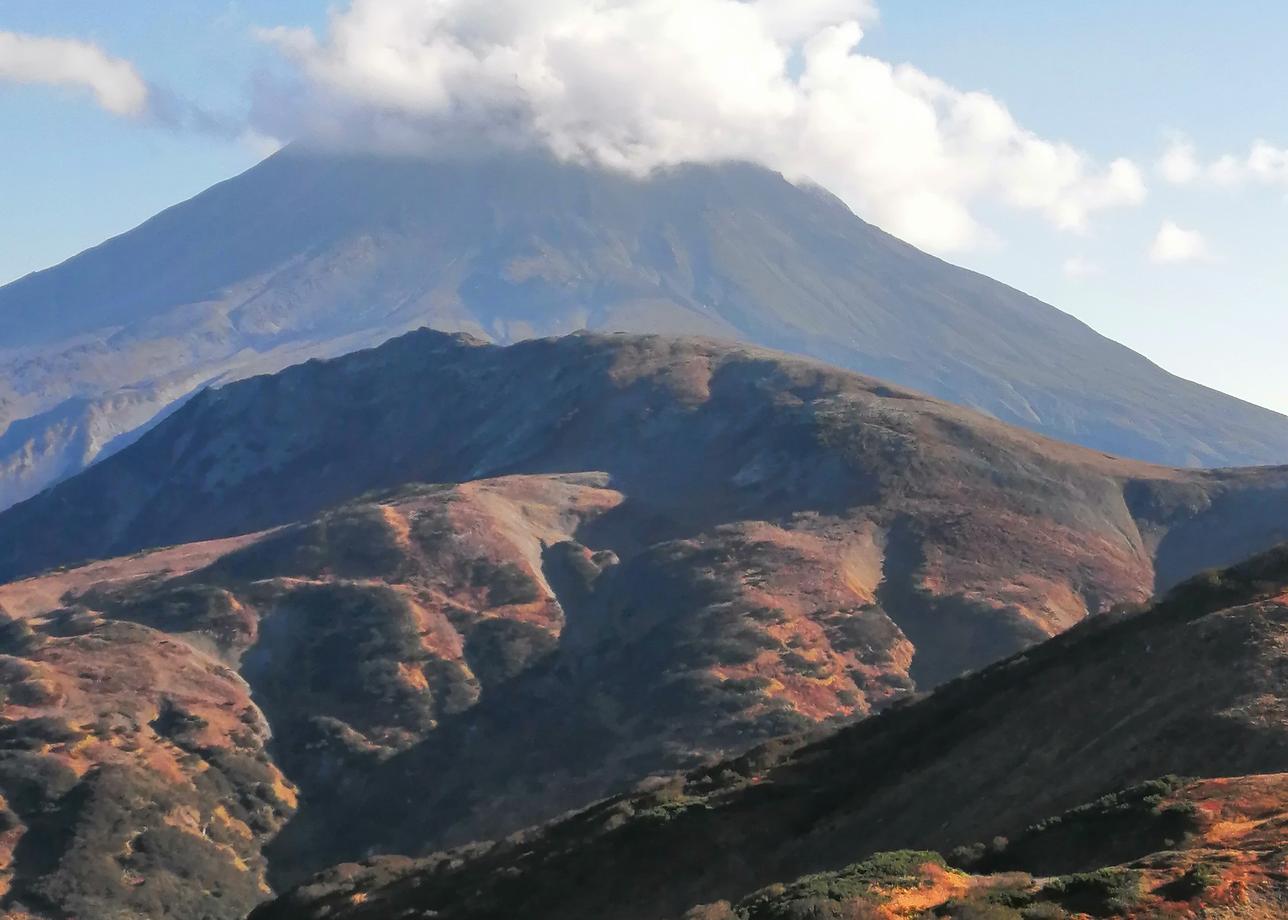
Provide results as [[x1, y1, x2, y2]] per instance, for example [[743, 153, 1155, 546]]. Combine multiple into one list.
[[1, 149, 1286, 511]]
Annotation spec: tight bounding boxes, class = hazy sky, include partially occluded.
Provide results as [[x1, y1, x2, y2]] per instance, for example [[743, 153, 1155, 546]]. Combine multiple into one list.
[[1, 1, 1285, 413]]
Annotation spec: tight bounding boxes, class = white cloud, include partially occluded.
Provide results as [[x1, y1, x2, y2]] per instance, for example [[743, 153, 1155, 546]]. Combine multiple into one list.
[[239, 129, 285, 158], [1158, 137, 1200, 185], [1062, 255, 1100, 278], [0, 30, 149, 117], [1158, 135, 1288, 189], [1149, 220, 1208, 264], [1247, 140, 1288, 185], [253, 0, 1145, 253], [1209, 153, 1246, 187]]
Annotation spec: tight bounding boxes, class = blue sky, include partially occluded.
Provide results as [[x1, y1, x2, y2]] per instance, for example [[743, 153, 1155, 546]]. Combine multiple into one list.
[[2, 1, 1285, 413], [863, 2, 1288, 416]]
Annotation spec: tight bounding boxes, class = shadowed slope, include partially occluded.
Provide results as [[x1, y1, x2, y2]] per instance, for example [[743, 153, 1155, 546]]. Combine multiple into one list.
[[252, 546, 1288, 920]]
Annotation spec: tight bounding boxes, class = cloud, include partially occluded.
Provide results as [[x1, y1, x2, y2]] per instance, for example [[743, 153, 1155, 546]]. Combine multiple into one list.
[[0, 29, 274, 150], [1158, 137, 1200, 185], [1159, 135, 1288, 189], [1247, 141, 1288, 186], [1149, 220, 1208, 264], [239, 129, 285, 158], [1062, 255, 1100, 279], [252, 0, 1145, 253], [0, 30, 149, 117]]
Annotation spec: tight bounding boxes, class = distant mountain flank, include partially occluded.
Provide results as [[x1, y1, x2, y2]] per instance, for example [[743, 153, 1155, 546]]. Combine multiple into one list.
[[0, 149, 1285, 512]]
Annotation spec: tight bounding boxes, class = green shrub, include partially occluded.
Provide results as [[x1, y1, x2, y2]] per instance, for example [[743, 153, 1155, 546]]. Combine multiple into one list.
[[1040, 868, 1144, 914], [737, 849, 946, 918], [1157, 860, 1221, 900], [1018, 905, 1066, 919], [947, 904, 1025, 920]]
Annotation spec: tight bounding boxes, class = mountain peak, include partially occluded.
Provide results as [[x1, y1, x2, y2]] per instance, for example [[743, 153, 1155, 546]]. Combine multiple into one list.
[[0, 148, 1286, 515]]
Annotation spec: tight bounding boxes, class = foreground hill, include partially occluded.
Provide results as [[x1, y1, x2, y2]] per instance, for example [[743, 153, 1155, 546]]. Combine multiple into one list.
[[1, 151, 1286, 512], [1, 333, 1287, 918], [254, 546, 1288, 920]]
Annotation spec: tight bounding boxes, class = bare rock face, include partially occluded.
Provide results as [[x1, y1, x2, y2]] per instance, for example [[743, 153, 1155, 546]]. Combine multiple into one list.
[[0, 332, 1286, 918]]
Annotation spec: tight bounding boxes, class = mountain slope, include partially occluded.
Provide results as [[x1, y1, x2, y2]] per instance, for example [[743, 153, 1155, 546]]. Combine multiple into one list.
[[1, 333, 1287, 917], [0, 150, 1285, 513], [1, 330, 1286, 588], [253, 545, 1288, 920]]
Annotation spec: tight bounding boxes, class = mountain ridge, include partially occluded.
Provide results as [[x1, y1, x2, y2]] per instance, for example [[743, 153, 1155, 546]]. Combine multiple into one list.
[[0, 149, 1285, 514], [1, 329, 1287, 587]]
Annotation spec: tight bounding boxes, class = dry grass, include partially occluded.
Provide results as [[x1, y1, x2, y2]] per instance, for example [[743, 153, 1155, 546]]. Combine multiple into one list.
[[1201, 892, 1288, 919]]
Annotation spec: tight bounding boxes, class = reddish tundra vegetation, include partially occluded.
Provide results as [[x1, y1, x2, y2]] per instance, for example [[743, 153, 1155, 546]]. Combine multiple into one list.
[[254, 547, 1288, 920], [0, 333, 1285, 919]]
